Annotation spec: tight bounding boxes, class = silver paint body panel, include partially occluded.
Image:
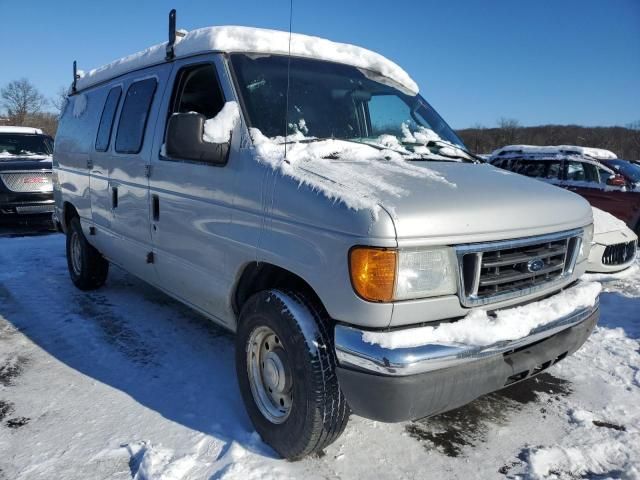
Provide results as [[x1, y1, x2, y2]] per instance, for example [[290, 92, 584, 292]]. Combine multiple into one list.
[[53, 52, 594, 332]]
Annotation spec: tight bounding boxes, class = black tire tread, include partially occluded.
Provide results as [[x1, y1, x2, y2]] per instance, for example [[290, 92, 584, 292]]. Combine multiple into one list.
[[236, 289, 350, 460], [66, 217, 109, 291]]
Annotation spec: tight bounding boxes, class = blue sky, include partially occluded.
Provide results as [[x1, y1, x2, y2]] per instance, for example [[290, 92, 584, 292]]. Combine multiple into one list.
[[1, 0, 638, 128]]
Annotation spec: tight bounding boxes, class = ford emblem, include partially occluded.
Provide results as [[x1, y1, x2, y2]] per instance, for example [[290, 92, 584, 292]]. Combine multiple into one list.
[[527, 258, 545, 272]]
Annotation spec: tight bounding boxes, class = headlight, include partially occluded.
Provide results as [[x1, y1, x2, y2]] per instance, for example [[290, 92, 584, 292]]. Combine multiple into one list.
[[578, 223, 594, 263], [349, 246, 457, 302]]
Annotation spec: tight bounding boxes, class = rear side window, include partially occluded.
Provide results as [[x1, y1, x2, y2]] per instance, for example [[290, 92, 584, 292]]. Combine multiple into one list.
[[95, 87, 122, 151], [115, 78, 157, 154], [565, 161, 599, 183]]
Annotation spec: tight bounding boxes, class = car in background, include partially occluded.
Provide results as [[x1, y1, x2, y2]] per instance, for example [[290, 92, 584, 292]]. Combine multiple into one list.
[[588, 207, 637, 273], [599, 158, 640, 190], [489, 145, 640, 234], [0, 126, 54, 226]]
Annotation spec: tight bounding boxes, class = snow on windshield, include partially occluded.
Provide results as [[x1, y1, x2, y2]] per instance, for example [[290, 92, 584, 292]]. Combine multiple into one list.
[[250, 127, 456, 219], [363, 281, 601, 348]]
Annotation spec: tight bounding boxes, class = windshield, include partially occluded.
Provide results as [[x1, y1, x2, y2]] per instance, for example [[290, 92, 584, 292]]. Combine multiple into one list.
[[230, 54, 467, 155], [604, 159, 640, 183], [0, 134, 53, 158]]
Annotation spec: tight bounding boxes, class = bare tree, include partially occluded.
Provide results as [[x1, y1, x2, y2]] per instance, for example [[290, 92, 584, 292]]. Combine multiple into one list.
[[497, 117, 520, 145], [51, 86, 70, 116], [1, 78, 47, 125]]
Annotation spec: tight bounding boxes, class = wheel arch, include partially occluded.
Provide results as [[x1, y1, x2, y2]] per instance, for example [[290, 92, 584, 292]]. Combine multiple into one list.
[[232, 262, 327, 320], [62, 201, 79, 233]]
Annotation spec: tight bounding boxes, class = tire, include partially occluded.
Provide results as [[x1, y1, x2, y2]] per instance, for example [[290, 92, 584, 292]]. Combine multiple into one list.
[[235, 289, 350, 460], [66, 216, 109, 290]]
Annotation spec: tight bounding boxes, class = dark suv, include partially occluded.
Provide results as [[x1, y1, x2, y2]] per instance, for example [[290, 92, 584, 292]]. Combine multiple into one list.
[[490, 145, 640, 234], [0, 127, 54, 225]]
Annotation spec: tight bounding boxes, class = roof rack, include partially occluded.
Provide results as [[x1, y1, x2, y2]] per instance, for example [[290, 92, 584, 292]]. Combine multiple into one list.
[[72, 60, 79, 94], [165, 9, 186, 61]]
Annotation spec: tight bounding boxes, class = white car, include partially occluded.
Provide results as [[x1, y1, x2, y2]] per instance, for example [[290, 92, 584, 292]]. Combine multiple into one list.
[[588, 207, 638, 273]]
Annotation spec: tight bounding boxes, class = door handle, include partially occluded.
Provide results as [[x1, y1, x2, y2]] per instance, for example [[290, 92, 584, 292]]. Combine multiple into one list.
[[111, 186, 118, 209], [152, 194, 160, 221]]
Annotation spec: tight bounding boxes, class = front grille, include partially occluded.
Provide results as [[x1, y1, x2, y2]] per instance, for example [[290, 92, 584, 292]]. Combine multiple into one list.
[[602, 240, 637, 266], [456, 229, 583, 307], [0, 171, 53, 193]]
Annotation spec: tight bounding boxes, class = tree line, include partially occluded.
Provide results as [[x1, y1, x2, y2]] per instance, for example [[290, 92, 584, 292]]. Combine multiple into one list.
[[457, 118, 640, 159], [2, 78, 639, 160]]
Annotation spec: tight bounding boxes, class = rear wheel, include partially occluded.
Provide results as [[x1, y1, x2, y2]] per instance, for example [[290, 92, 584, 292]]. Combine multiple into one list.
[[66, 216, 109, 290], [236, 290, 350, 460]]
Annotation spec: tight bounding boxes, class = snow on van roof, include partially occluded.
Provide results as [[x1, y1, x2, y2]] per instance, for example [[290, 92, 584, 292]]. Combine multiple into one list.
[[491, 145, 617, 160], [0, 126, 44, 134], [75, 26, 419, 95]]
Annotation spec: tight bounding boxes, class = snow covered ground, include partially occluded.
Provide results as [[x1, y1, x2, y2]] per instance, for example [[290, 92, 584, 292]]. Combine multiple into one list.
[[0, 232, 638, 479]]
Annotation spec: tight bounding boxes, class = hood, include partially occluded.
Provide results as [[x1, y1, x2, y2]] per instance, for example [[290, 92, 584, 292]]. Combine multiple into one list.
[[0, 155, 52, 172], [302, 161, 593, 243], [388, 163, 592, 242]]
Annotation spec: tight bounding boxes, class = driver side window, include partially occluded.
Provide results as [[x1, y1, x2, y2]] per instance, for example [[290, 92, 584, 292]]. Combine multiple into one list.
[[169, 63, 225, 129]]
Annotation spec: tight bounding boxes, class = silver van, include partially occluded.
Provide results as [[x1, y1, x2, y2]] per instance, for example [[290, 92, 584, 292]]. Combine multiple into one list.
[[53, 14, 599, 459]]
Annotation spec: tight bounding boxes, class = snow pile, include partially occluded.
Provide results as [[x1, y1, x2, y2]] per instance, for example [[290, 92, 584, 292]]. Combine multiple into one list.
[[526, 434, 639, 479], [592, 206, 629, 235], [363, 281, 601, 348], [250, 128, 455, 218], [203, 101, 240, 143], [491, 145, 617, 160], [72, 94, 87, 118], [76, 26, 418, 95]]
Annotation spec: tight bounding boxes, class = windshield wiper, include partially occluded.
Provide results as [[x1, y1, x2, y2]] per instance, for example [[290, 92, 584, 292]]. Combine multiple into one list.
[[401, 140, 481, 163], [281, 137, 424, 159], [279, 136, 471, 163]]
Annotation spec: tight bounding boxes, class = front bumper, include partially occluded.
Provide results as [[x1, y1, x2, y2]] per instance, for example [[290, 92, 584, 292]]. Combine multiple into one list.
[[335, 301, 598, 422], [0, 190, 54, 220]]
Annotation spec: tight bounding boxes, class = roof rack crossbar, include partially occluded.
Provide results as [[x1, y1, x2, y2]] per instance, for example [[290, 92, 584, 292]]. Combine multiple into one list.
[[72, 60, 79, 93], [166, 9, 177, 61]]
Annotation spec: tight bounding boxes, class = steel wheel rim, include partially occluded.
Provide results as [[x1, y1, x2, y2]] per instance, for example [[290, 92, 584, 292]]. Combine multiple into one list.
[[247, 325, 293, 424], [70, 232, 82, 276]]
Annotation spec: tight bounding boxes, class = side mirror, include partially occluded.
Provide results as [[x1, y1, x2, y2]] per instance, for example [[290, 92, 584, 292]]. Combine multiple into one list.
[[166, 113, 230, 165], [606, 174, 626, 187]]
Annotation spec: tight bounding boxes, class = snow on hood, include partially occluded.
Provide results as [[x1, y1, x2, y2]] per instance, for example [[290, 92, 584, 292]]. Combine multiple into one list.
[[491, 145, 617, 161], [250, 128, 455, 219], [75, 26, 418, 95], [363, 281, 601, 348], [592, 207, 629, 235]]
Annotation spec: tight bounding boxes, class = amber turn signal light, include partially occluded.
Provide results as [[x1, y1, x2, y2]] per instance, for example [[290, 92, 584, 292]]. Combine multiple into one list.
[[349, 247, 397, 302]]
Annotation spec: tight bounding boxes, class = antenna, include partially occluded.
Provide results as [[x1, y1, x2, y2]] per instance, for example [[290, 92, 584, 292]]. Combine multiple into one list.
[[283, 0, 293, 160], [166, 9, 177, 61], [72, 61, 79, 93]]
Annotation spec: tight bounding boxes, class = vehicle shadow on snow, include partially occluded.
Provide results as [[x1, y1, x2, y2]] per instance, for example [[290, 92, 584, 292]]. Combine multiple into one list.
[[406, 372, 572, 458], [0, 239, 278, 462], [597, 291, 640, 339]]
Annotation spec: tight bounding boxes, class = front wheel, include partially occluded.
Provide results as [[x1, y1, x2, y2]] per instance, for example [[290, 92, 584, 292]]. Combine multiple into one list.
[[235, 290, 350, 460], [66, 217, 109, 290]]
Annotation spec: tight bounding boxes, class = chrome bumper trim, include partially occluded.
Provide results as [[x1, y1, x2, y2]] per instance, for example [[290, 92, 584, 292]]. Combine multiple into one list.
[[335, 300, 599, 377]]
